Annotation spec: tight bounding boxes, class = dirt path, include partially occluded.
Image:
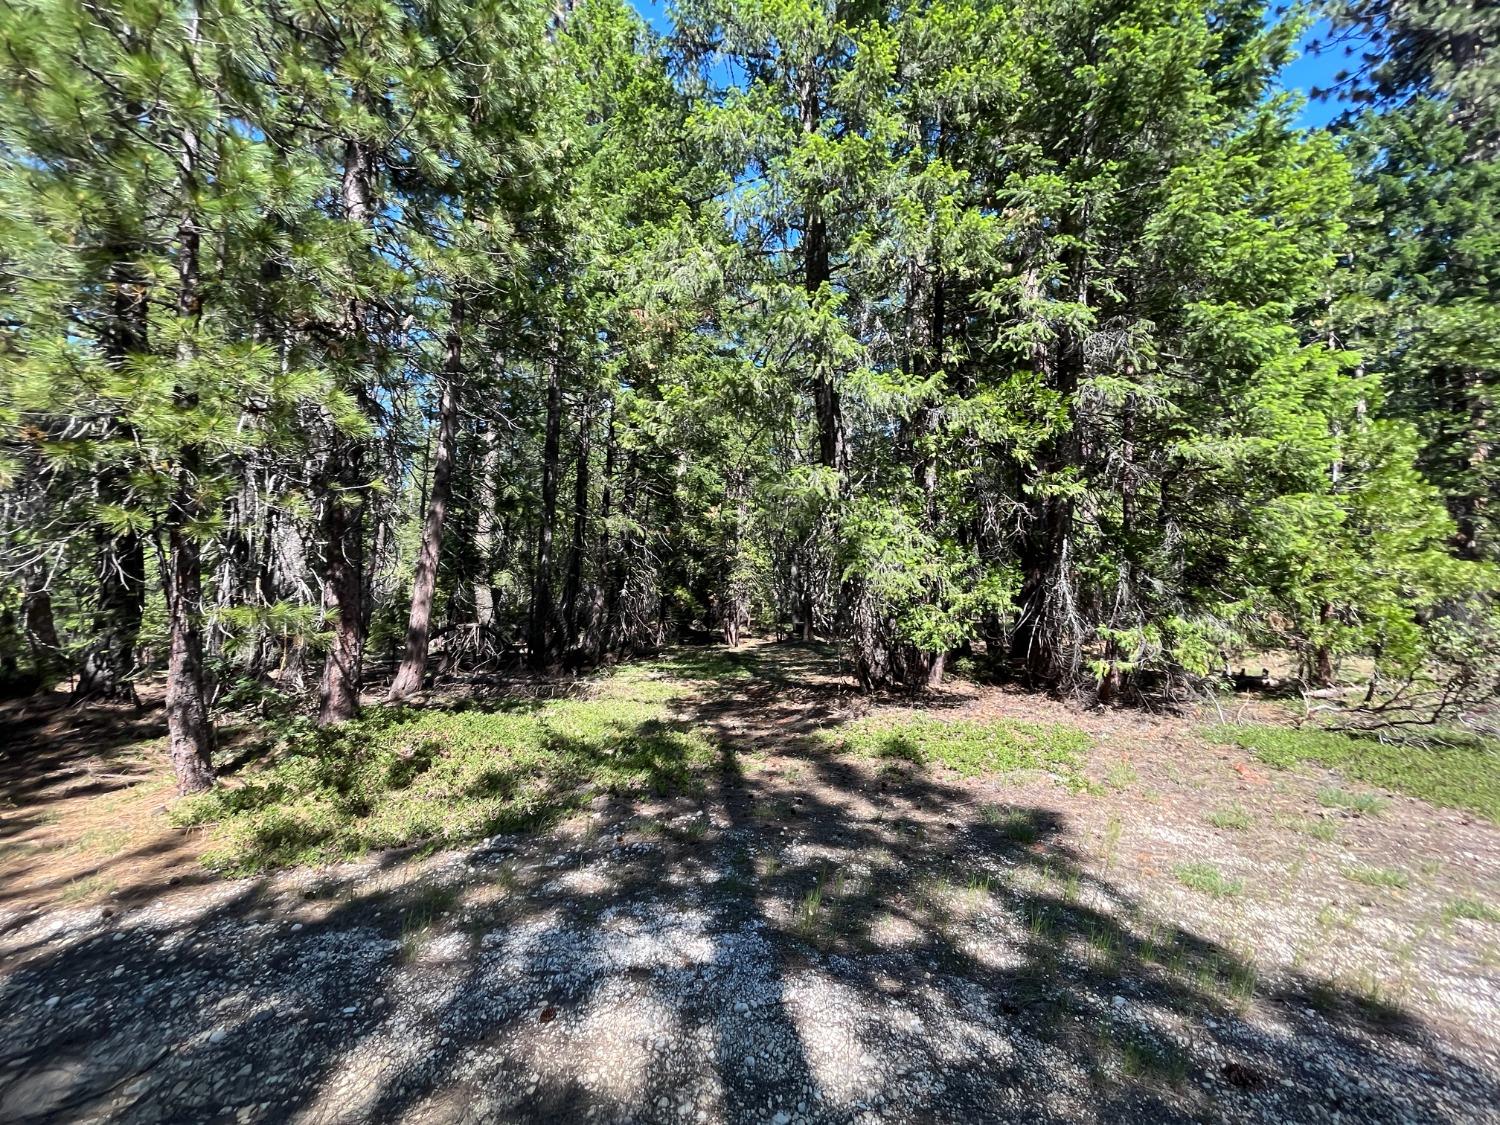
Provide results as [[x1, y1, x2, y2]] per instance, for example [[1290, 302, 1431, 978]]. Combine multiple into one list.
[[1, 643, 1497, 1123]]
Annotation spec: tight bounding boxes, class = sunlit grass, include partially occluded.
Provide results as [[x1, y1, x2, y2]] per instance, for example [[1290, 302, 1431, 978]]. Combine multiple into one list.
[[172, 668, 714, 873], [1208, 724, 1497, 823], [826, 715, 1090, 784], [1173, 862, 1243, 898]]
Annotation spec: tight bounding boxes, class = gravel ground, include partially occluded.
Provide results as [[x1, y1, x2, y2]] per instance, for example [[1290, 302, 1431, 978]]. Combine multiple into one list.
[[2, 645, 1497, 1123]]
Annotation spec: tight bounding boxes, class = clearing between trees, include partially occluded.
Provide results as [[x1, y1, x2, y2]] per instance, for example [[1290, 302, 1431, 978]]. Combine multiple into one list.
[[2, 641, 1496, 1124]]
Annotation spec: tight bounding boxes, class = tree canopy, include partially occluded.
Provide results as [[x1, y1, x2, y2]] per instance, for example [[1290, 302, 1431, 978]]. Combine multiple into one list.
[[1, 0, 1494, 792]]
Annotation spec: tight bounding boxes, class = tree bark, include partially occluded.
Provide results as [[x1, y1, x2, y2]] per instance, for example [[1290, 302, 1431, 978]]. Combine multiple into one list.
[[388, 299, 464, 700], [22, 563, 62, 680], [1313, 600, 1336, 688], [584, 401, 616, 659], [561, 397, 592, 652], [528, 346, 564, 670], [473, 421, 502, 641], [165, 467, 215, 794], [316, 133, 375, 724], [1010, 208, 1086, 687], [164, 6, 215, 793]]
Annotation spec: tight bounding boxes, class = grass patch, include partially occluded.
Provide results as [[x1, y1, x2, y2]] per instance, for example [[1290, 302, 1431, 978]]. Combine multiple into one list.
[[67, 827, 133, 858], [1100, 814, 1123, 871], [1442, 897, 1500, 925], [1280, 815, 1338, 842], [1205, 804, 1252, 831], [793, 881, 828, 945], [1173, 862, 1243, 898], [1342, 864, 1410, 889], [828, 715, 1089, 783], [1317, 787, 1390, 817], [1207, 724, 1498, 823], [172, 673, 715, 873], [640, 648, 757, 683], [979, 803, 1041, 844], [59, 873, 116, 904], [398, 883, 462, 959], [1116, 1031, 1189, 1085], [1103, 759, 1138, 790]]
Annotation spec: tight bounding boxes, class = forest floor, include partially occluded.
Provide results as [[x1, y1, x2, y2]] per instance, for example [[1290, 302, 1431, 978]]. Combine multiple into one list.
[[1, 640, 1498, 1123]]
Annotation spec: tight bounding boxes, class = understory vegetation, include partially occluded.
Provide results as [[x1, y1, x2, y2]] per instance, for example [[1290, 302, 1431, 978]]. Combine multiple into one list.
[[173, 667, 716, 871], [1209, 724, 1500, 824], [828, 715, 1090, 783], [0, 0, 1495, 801]]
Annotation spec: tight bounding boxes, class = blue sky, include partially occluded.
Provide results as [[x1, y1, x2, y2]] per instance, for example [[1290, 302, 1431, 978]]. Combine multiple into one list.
[[626, 1, 1350, 130]]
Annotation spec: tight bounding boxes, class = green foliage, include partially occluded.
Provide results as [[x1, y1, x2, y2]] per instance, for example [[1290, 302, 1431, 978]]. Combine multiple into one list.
[[171, 674, 714, 872], [826, 714, 1089, 782], [0, 0, 1492, 799], [1209, 724, 1499, 823]]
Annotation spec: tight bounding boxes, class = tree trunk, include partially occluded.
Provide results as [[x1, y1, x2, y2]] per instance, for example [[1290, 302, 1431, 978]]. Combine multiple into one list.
[[316, 134, 375, 724], [583, 401, 616, 659], [800, 79, 844, 478], [473, 423, 502, 643], [805, 211, 844, 477], [1455, 367, 1490, 560], [22, 563, 63, 680], [561, 397, 592, 653], [1010, 210, 1086, 687], [388, 299, 464, 701], [316, 484, 364, 724], [1313, 600, 1336, 687], [164, 12, 215, 794], [528, 346, 563, 670], [165, 469, 215, 794]]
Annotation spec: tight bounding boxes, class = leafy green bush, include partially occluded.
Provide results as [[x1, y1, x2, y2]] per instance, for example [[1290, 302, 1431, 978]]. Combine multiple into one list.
[[1207, 724, 1499, 823]]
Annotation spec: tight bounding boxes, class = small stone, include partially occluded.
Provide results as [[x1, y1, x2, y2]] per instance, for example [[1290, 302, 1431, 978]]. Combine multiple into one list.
[[290, 923, 303, 933], [209, 1029, 227, 1044], [44, 996, 60, 1008], [734, 1001, 749, 1014], [1111, 995, 1126, 1009], [341, 1006, 357, 1015]]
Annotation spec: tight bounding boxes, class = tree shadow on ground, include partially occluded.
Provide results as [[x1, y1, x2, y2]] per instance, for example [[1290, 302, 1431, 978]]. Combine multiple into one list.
[[0, 643, 1492, 1123], [0, 694, 164, 817]]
